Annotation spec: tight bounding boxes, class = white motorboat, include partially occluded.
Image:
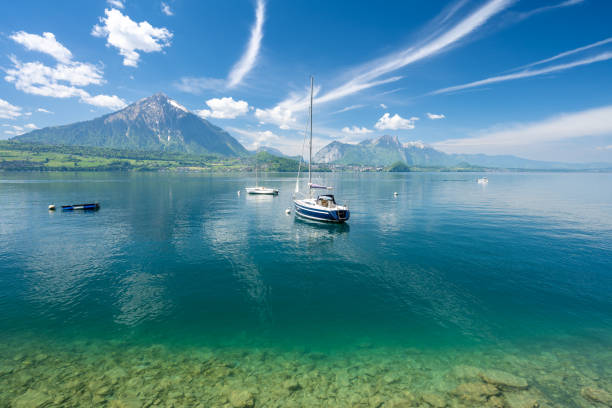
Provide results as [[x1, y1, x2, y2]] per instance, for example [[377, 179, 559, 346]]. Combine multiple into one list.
[[477, 177, 489, 184]]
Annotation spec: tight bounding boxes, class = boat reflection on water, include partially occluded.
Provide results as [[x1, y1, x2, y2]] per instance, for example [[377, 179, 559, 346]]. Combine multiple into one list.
[[245, 193, 276, 203], [293, 216, 350, 243]]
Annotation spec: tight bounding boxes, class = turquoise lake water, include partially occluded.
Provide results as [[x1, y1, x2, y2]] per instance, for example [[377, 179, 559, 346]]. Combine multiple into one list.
[[0, 172, 611, 407]]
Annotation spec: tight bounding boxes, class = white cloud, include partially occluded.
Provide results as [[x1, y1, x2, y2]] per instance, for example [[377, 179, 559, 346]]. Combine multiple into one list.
[[0, 99, 22, 119], [37, 108, 53, 114], [9, 31, 72, 63], [254, 105, 296, 130], [227, 127, 281, 150], [3, 123, 36, 136], [227, 0, 265, 88], [427, 113, 445, 120], [341, 126, 372, 134], [432, 52, 612, 95], [6, 38, 126, 111], [380, 103, 387, 109], [107, 0, 125, 9], [161, 2, 173, 16], [434, 105, 612, 154], [195, 97, 249, 119], [375, 113, 418, 130], [5, 57, 103, 98], [82, 94, 127, 110], [92, 8, 173, 67], [596, 145, 612, 151]]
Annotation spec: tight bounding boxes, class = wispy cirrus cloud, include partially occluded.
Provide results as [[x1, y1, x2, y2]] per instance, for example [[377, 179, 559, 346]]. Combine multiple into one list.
[[427, 113, 445, 120], [107, 0, 124, 9], [174, 0, 265, 93], [431, 51, 612, 95], [257, 0, 514, 129], [161, 2, 173, 16], [434, 105, 612, 154], [517, 37, 612, 70], [227, 0, 265, 88], [514, 0, 584, 20], [330, 104, 365, 115], [314, 0, 514, 106]]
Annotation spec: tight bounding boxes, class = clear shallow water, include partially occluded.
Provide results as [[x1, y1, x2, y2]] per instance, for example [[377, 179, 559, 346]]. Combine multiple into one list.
[[0, 172, 611, 407]]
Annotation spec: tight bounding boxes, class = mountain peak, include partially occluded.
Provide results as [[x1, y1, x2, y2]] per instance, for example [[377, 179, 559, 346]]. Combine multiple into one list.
[[15, 93, 247, 156], [365, 134, 401, 147], [133, 93, 189, 112]]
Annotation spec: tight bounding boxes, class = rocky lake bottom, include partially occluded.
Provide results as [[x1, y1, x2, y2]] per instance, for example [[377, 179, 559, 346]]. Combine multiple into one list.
[[1, 334, 611, 408]]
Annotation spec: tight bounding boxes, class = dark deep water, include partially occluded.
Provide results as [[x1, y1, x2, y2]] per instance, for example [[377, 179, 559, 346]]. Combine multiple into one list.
[[1, 172, 611, 407]]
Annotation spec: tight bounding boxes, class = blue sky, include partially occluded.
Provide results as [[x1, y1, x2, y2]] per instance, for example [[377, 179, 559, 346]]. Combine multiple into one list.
[[1, 0, 611, 162]]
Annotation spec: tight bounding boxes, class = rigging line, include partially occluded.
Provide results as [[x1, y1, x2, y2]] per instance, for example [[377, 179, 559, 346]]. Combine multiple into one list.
[[295, 86, 312, 195]]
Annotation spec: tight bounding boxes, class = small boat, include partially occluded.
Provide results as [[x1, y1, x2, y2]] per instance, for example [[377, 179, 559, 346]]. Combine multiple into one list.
[[246, 155, 279, 195], [245, 186, 279, 195], [477, 177, 489, 184], [293, 77, 350, 223], [61, 203, 100, 211]]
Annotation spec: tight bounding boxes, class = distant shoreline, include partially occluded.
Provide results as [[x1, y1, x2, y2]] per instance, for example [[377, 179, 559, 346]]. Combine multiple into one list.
[[1, 141, 610, 173]]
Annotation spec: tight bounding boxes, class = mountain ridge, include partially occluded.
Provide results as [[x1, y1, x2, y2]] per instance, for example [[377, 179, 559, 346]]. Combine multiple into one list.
[[314, 135, 611, 170], [14, 93, 247, 157]]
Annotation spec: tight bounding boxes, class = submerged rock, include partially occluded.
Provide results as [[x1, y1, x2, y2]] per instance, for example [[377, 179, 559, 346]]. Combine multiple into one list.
[[581, 386, 612, 406], [283, 378, 302, 392], [229, 390, 255, 408], [479, 369, 528, 390], [12, 389, 52, 408], [503, 391, 541, 408], [451, 365, 481, 381], [451, 382, 499, 403], [421, 392, 447, 408]]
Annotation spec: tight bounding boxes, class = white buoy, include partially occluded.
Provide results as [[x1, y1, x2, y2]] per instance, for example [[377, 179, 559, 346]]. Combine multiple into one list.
[[48, 204, 56, 211], [285, 208, 291, 215], [237, 190, 241, 196]]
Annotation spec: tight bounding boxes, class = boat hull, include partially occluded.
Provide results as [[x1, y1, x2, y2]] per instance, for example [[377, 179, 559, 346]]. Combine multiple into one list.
[[294, 201, 350, 223], [61, 203, 100, 211], [245, 187, 279, 195]]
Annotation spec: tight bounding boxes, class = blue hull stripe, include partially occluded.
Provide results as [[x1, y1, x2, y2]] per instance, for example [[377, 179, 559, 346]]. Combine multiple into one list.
[[294, 202, 350, 223]]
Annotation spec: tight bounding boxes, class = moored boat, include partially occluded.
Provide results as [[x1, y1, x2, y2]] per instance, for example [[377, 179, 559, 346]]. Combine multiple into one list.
[[61, 203, 100, 211], [292, 77, 350, 223]]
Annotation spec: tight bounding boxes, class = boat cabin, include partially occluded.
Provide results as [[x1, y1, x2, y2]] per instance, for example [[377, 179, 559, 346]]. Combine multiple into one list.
[[317, 194, 336, 207]]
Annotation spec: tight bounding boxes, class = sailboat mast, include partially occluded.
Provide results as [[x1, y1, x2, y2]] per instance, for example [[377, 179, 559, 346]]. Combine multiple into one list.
[[308, 76, 313, 185]]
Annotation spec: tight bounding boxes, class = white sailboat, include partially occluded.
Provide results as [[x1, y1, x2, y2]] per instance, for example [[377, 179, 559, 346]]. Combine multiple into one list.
[[246, 155, 279, 195], [293, 77, 350, 223]]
